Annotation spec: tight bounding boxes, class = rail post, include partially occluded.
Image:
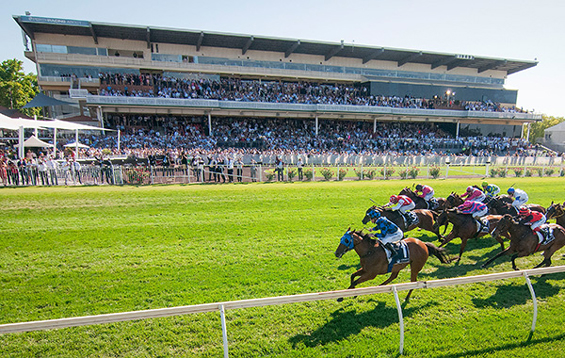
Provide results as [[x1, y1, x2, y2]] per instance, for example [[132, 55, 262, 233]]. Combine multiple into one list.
[[523, 272, 537, 335], [220, 304, 229, 358], [393, 286, 404, 355]]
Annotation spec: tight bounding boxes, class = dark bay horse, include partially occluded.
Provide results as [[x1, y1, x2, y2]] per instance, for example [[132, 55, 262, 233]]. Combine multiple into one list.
[[398, 187, 445, 210], [444, 192, 464, 210], [334, 229, 450, 302], [481, 214, 565, 270], [546, 202, 565, 227], [362, 206, 443, 239], [488, 196, 546, 216], [432, 209, 507, 262]]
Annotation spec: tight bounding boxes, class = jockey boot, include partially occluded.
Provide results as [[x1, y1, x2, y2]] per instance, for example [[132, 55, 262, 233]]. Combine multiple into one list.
[[384, 242, 398, 259]]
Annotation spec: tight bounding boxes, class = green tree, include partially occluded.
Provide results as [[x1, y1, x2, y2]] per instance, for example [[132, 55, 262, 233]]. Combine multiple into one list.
[[0, 59, 39, 117], [528, 115, 565, 143]]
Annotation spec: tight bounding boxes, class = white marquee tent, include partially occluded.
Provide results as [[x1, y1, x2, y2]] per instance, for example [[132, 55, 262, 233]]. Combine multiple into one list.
[[0, 114, 111, 158]]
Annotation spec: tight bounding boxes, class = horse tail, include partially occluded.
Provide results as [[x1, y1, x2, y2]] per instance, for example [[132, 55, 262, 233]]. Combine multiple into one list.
[[424, 242, 450, 264]]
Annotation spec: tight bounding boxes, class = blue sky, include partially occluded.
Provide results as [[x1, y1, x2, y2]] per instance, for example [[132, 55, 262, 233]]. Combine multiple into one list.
[[3, 0, 565, 117]]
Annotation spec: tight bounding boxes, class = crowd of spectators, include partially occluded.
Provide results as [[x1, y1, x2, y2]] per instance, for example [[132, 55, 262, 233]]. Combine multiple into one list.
[[62, 114, 536, 161], [98, 73, 527, 113]]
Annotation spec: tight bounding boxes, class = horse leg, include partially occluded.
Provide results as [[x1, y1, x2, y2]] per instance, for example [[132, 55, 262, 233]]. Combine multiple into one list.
[[534, 257, 551, 269], [450, 238, 468, 263], [511, 253, 520, 271], [405, 260, 426, 302], [379, 270, 400, 286], [440, 231, 457, 247], [481, 247, 512, 268], [337, 269, 374, 302], [337, 268, 365, 302]]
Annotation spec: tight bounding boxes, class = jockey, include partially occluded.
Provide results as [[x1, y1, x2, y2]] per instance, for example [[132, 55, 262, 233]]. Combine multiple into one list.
[[366, 209, 404, 258], [518, 207, 546, 234], [461, 186, 486, 203], [415, 184, 434, 202], [508, 187, 528, 214], [481, 181, 500, 197], [457, 200, 489, 219], [386, 194, 415, 214]]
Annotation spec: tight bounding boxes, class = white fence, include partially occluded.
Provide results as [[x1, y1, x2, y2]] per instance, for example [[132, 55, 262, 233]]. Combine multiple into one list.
[[1, 265, 563, 356]]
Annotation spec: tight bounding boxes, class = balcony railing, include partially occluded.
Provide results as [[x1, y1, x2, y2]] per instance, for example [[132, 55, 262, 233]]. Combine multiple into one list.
[[85, 95, 541, 121]]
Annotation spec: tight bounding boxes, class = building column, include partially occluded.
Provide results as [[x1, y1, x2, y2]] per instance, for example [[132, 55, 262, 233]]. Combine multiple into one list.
[[208, 113, 212, 136], [456, 121, 460, 139], [373, 118, 377, 133], [97, 106, 103, 127], [315, 116, 318, 137], [526, 123, 531, 141]]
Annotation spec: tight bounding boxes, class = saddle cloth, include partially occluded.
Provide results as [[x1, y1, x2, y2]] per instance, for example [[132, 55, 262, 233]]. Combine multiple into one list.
[[475, 218, 490, 234], [427, 198, 439, 210], [386, 241, 410, 273], [535, 224, 555, 245], [403, 211, 420, 227]]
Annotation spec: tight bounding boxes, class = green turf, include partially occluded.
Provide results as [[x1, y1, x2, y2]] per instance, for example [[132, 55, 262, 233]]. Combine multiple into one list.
[[0, 178, 565, 357]]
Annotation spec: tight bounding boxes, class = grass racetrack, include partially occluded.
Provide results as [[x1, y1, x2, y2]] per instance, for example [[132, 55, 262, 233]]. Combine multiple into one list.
[[1, 177, 565, 357]]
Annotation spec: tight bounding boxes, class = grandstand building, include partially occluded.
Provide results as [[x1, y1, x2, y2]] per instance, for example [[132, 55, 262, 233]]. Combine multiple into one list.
[[14, 15, 541, 139]]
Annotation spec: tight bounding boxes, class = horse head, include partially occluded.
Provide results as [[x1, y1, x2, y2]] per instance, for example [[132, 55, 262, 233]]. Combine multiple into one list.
[[362, 205, 378, 225], [546, 202, 565, 220], [335, 229, 368, 258], [491, 214, 516, 239]]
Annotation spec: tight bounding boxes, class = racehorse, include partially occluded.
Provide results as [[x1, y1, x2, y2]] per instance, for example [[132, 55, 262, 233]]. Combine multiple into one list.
[[362, 205, 444, 239], [546, 202, 565, 227], [488, 197, 546, 216], [334, 229, 450, 302], [481, 214, 565, 270], [398, 187, 445, 210], [432, 209, 507, 262], [444, 192, 464, 209]]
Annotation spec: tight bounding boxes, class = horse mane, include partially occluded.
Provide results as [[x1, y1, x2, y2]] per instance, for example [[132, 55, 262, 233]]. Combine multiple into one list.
[[352, 229, 377, 246]]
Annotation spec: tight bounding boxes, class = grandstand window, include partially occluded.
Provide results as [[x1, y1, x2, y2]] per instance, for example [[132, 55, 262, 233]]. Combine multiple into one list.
[[152, 54, 182, 62], [67, 46, 97, 56], [35, 44, 67, 53], [195, 56, 505, 86]]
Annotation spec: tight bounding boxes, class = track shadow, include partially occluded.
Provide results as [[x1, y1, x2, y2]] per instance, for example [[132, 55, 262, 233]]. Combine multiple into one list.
[[435, 332, 565, 358], [289, 300, 437, 348], [472, 273, 564, 309], [337, 263, 361, 271]]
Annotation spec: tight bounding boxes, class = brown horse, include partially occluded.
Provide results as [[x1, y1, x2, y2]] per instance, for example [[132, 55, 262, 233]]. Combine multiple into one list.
[[488, 198, 546, 216], [362, 206, 443, 239], [444, 192, 464, 209], [398, 187, 445, 211], [546, 202, 565, 227], [481, 214, 565, 270], [334, 229, 450, 302], [432, 209, 507, 262]]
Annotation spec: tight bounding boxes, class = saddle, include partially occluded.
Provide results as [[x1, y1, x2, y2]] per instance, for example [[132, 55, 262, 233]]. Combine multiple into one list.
[[535, 225, 555, 246], [385, 241, 410, 272]]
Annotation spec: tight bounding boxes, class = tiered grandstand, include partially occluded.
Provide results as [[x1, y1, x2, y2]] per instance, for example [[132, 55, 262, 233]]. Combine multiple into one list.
[[14, 15, 541, 151]]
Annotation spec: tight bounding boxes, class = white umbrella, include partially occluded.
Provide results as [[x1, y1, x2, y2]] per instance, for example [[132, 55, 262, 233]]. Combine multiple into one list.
[[64, 141, 90, 149], [23, 135, 53, 148]]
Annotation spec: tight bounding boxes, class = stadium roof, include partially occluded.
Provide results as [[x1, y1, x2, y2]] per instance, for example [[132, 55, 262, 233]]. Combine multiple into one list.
[[14, 15, 537, 75]]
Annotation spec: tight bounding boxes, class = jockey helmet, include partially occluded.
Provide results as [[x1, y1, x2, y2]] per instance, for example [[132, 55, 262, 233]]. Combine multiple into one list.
[[482, 181, 488, 188], [507, 187, 515, 195], [466, 186, 473, 192], [367, 208, 381, 219], [390, 195, 398, 203], [415, 184, 423, 191], [519, 207, 531, 216]]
